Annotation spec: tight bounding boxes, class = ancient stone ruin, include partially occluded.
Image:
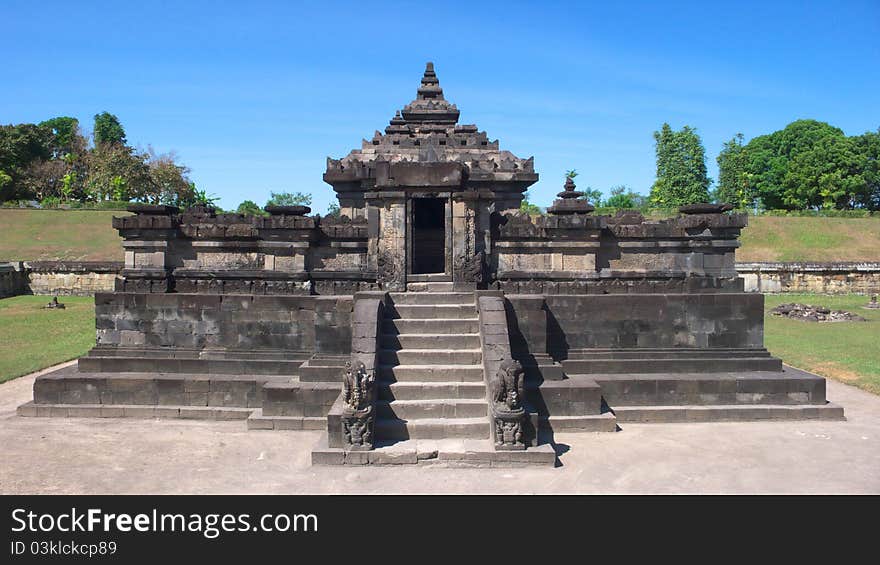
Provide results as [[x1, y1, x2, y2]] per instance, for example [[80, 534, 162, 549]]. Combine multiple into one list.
[[18, 63, 845, 467], [771, 303, 866, 322]]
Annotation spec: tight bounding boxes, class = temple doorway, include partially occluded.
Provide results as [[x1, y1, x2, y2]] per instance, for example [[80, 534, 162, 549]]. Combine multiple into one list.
[[411, 198, 446, 274]]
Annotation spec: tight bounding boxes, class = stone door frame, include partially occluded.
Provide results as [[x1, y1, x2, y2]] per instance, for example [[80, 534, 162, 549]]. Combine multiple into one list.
[[405, 191, 453, 280]]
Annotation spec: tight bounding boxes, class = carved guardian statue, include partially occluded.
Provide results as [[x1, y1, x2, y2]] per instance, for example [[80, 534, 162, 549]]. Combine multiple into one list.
[[341, 360, 375, 449], [490, 358, 527, 449]]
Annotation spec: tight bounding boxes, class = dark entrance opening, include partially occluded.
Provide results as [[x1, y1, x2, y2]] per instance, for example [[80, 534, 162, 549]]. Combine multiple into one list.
[[411, 198, 446, 274]]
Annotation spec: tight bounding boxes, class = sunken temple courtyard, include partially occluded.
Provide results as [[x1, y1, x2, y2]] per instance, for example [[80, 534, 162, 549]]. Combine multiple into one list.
[[17, 63, 844, 467]]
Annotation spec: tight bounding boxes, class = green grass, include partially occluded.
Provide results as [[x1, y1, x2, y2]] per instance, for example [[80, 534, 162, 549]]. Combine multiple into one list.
[[764, 293, 880, 395], [0, 209, 127, 261], [0, 295, 95, 383], [740, 216, 880, 262]]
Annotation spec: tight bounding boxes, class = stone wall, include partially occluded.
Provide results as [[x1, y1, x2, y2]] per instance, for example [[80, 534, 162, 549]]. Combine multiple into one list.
[[506, 293, 765, 359], [26, 261, 121, 296], [0, 261, 122, 297], [737, 262, 880, 294], [94, 293, 353, 354], [0, 262, 29, 298]]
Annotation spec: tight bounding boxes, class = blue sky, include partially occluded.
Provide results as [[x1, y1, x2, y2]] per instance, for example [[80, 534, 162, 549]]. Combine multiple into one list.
[[4, 0, 879, 212]]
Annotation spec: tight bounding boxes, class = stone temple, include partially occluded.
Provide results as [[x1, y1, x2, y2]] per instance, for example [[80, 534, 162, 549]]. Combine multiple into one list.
[[19, 63, 844, 466]]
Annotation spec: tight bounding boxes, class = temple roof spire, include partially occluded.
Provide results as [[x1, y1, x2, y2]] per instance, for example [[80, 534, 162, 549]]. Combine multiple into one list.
[[401, 62, 460, 124]]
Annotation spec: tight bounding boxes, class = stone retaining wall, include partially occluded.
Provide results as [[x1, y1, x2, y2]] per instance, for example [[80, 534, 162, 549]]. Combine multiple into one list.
[[737, 262, 880, 294], [0, 261, 122, 297]]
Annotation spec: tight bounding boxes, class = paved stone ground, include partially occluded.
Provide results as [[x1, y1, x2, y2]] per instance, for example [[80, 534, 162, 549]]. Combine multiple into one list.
[[1, 362, 878, 494]]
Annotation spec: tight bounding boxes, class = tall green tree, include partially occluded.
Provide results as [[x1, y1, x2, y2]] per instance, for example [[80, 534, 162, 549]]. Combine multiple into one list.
[[266, 191, 312, 207], [649, 123, 711, 206], [93, 112, 126, 146], [715, 133, 750, 206]]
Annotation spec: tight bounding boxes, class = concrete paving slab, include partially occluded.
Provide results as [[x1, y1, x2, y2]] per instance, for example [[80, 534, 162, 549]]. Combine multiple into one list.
[[1, 361, 878, 494]]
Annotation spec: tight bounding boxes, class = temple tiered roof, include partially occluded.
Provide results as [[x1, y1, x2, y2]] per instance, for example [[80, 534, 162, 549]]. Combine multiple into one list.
[[325, 62, 537, 184]]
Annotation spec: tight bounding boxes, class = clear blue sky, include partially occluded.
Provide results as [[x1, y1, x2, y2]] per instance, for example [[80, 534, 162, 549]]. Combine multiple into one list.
[[4, 0, 879, 212]]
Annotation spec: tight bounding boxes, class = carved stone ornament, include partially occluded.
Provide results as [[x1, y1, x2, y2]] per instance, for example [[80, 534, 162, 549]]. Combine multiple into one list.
[[341, 360, 376, 449], [377, 249, 404, 290], [454, 250, 485, 284], [490, 358, 527, 450]]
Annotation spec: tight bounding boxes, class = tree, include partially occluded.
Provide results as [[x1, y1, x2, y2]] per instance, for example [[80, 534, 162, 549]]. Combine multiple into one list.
[[146, 149, 193, 205], [266, 191, 312, 207], [326, 202, 341, 218], [519, 190, 542, 215], [604, 185, 636, 208], [649, 123, 711, 206], [715, 133, 750, 207], [236, 200, 266, 216], [39, 117, 81, 158], [852, 129, 880, 210], [578, 186, 603, 205], [0, 123, 53, 201], [93, 112, 126, 146], [86, 144, 152, 201], [742, 120, 870, 210]]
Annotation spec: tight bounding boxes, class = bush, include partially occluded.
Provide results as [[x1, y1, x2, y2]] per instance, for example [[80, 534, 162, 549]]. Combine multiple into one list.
[[39, 196, 61, 209]]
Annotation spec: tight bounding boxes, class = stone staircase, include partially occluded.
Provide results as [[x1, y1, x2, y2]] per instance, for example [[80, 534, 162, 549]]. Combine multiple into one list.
[[375, 288, 490, 442]]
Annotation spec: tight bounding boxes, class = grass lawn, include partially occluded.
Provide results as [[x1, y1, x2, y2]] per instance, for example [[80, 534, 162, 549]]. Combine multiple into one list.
[[764, 293, 880, 395], [0, 295, 95, 383], [0, 209, 127, 261], [739, 216, 880, 262]]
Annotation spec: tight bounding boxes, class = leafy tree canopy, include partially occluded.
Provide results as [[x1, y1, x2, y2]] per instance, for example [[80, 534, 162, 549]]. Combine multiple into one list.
[[236, 200, 267, 216], [266, 191, 312, 207], [93, 111, 126, 146]]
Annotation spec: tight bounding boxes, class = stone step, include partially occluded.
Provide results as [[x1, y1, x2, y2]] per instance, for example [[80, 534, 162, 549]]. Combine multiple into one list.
[[405, 282, 455, 292], [17, 401, 253, 420], [377, 364, 484, 382], [375, 416, 490, 440], [33, 366, 287, 407], [376, 399, 488, 419], [389, 304, 477, 319], [311, 435, 557, 467], [298, 360, 347, 382], [381, 333, 482, 350], [612, 403, 845, 423], [378, 349, 483, 365], [562, 357, 783, 374], [565, 348, 774, 360], [540, 413, 618, 432], [246, 409, 326, 430], [592, 370, 828, 406], [77, 356, 305, 375], [382, 318, 479, 335], [378, 381, 487, 401], [389, 292, 475, 305]]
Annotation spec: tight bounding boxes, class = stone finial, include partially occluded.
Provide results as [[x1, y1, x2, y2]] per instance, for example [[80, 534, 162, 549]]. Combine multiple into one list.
[[548, 176, 595, 215]]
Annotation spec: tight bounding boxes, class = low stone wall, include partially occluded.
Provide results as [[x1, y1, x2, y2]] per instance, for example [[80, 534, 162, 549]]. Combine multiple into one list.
[[0, 262, 29, 298], [0, 261, 122, 297], [737, 262, 880, 294], [94, 293, 353, 354], [27, 261, 121, 296]]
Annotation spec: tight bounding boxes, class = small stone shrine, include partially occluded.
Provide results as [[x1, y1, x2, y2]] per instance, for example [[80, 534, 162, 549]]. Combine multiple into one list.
[[19, 63, 844, 467]]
